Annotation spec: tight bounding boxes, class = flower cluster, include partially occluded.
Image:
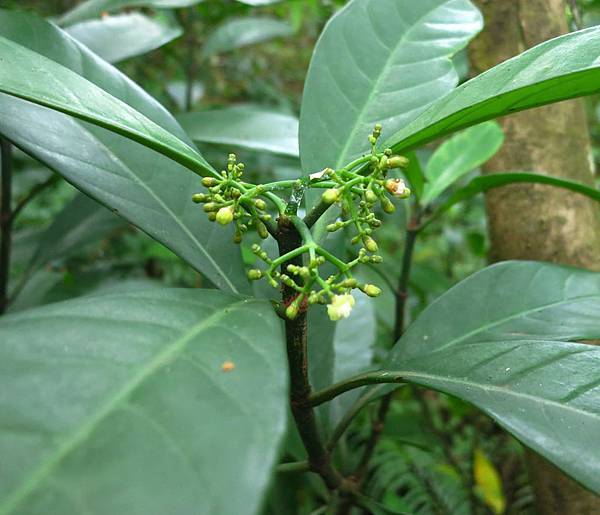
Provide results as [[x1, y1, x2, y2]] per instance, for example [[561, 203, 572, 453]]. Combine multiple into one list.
[[191, 153, 272, 242], [193, 125, 411, 321]]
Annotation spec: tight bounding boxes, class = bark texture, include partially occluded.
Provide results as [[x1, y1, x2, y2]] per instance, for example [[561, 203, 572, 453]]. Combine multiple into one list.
[[470, 1, 600, 513]]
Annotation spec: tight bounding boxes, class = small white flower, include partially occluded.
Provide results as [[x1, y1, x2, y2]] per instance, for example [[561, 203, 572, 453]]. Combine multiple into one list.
[[385, 178, 410, 198], [327, 294, 355, 321]]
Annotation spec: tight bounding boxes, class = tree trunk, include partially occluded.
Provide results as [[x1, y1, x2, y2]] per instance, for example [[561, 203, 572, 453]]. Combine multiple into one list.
[[469, 1, 600, 513]]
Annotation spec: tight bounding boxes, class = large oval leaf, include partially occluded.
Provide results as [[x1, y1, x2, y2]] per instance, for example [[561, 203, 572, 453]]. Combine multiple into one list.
[[388, 26, 600, 152], [178, 105, 299, 157], [421, 121, 504, 206], [66, 12, 183, 64], [385, 261, 600, 493], [202, 17, 294, 58], [298, 0, 482, 173], [59, 0, 205, 26], [0, 11, 247, 293], [0, 289, 287, 515], [0, 34, 212, 177]]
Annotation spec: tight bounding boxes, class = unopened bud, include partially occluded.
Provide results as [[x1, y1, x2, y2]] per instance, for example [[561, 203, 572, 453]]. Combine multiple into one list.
[[363, 236, 378, 253], [192, 193, 207, 203], [381, 197, 396, 214], [387, 155, 409, 169], [254, 198, 266, 210], [379, 155, 388, 170], [233, 231, 242, 244], [202, 177, 218, 187], [256, 221, 269, 239], [285, 302, 299, 320], [365, 190, 377, 203], [247, 269, 262, 281], [207, 212, 217, 221], [363, 284, 382, 297], [322, 188, 341, 204], [216, 206, 234, 225]]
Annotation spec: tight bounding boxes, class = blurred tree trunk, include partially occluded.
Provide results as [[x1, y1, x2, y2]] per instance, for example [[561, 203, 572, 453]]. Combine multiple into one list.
[[469, 1, 600, 513]]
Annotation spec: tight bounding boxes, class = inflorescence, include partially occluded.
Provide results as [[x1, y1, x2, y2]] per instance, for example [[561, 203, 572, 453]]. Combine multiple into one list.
[[192, 124, 411, 321]]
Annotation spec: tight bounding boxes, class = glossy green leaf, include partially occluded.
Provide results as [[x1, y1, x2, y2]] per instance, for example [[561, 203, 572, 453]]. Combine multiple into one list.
[[421, 121, 504, 205], [59, 0, 204, 26], [25, 192, 123, 275], [178, 105, 299, 157], [384, 261, 600, 493], [427, 172, 600, 225], [0, 11, 247, 293], [66, 12, 182, 63], [0, 35, 213, 177], [0, 289, 287, 515], [202, 17, 294, 58], [299, 0, 482, 173], [403, 151, 425, 200], [237, 0, 282, 5], [388, 26, 600, 152]]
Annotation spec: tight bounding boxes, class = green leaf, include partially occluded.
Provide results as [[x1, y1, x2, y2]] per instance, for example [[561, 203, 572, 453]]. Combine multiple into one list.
[[237, 0, 282, 5], [421, 121, 504, 205], [427, 172, 600, 225], [202, 17, 294, 58], [0, 11, 247, 293], [388, 26, 600, 152], [299, 0, 482, 173], [0, 289, 287, 515], [178, 105, 299, 157], [385, 261, 600, 493], [403, 151, 425, 200], [59, 0, 205, 26], [25, 192, 123, 276], [65, 12, 182, 64], [0, 34, 213, 177]]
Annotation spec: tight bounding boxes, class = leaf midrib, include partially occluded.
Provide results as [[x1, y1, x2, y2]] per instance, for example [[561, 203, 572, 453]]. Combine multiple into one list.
[[404, 292, 600, 356], [0, 298, 253, 514], [334, 0, 458, 169], [379, 368, 600, 421]]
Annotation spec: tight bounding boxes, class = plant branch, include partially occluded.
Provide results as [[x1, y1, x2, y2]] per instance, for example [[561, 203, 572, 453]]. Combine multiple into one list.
[[10, 174, 59, 223], [0, 138, 13, 315], [277, 214, 347, 491], [309, 371, 405, 407]]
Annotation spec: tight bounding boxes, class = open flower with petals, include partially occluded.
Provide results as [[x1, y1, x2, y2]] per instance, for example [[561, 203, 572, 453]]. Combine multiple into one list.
[[327, 294, 355, 321], [384, 178, 411, 198]]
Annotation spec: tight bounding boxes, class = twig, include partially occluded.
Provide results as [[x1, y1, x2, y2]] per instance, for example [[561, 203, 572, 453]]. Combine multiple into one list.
[[0, 138, 13, 315], [568, 0, 583, 30], [277, 214, 347, 491], [10, 174, 59, 223]]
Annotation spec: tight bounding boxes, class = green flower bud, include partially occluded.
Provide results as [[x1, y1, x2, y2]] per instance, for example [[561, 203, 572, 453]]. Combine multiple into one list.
[[207, 212, 217, 221], [247, 269, 262, 281], [341, 278, 358, 288], [256, 221, 269, 239], [216, 206, 234, 225], [233, 231, 242, 244], [322, 188, 341, 204], [192, 193, 207, 203], [285, 302, 299, 320], [368, 135, 377, 145], [326, 223, 338, 232], [379, 155, 388, 170], [254, 198, 267, 210], [384, 148, 392, 156], [370, 255, 383, 263], [387, 155, 409, 169], [363, 284, 382, 297], [201, 177, 218, 187], [365, 190, 377, 203], [203, 202, 218, 212], [363, 236, 378, 253], [381, 197, 396, 214]]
